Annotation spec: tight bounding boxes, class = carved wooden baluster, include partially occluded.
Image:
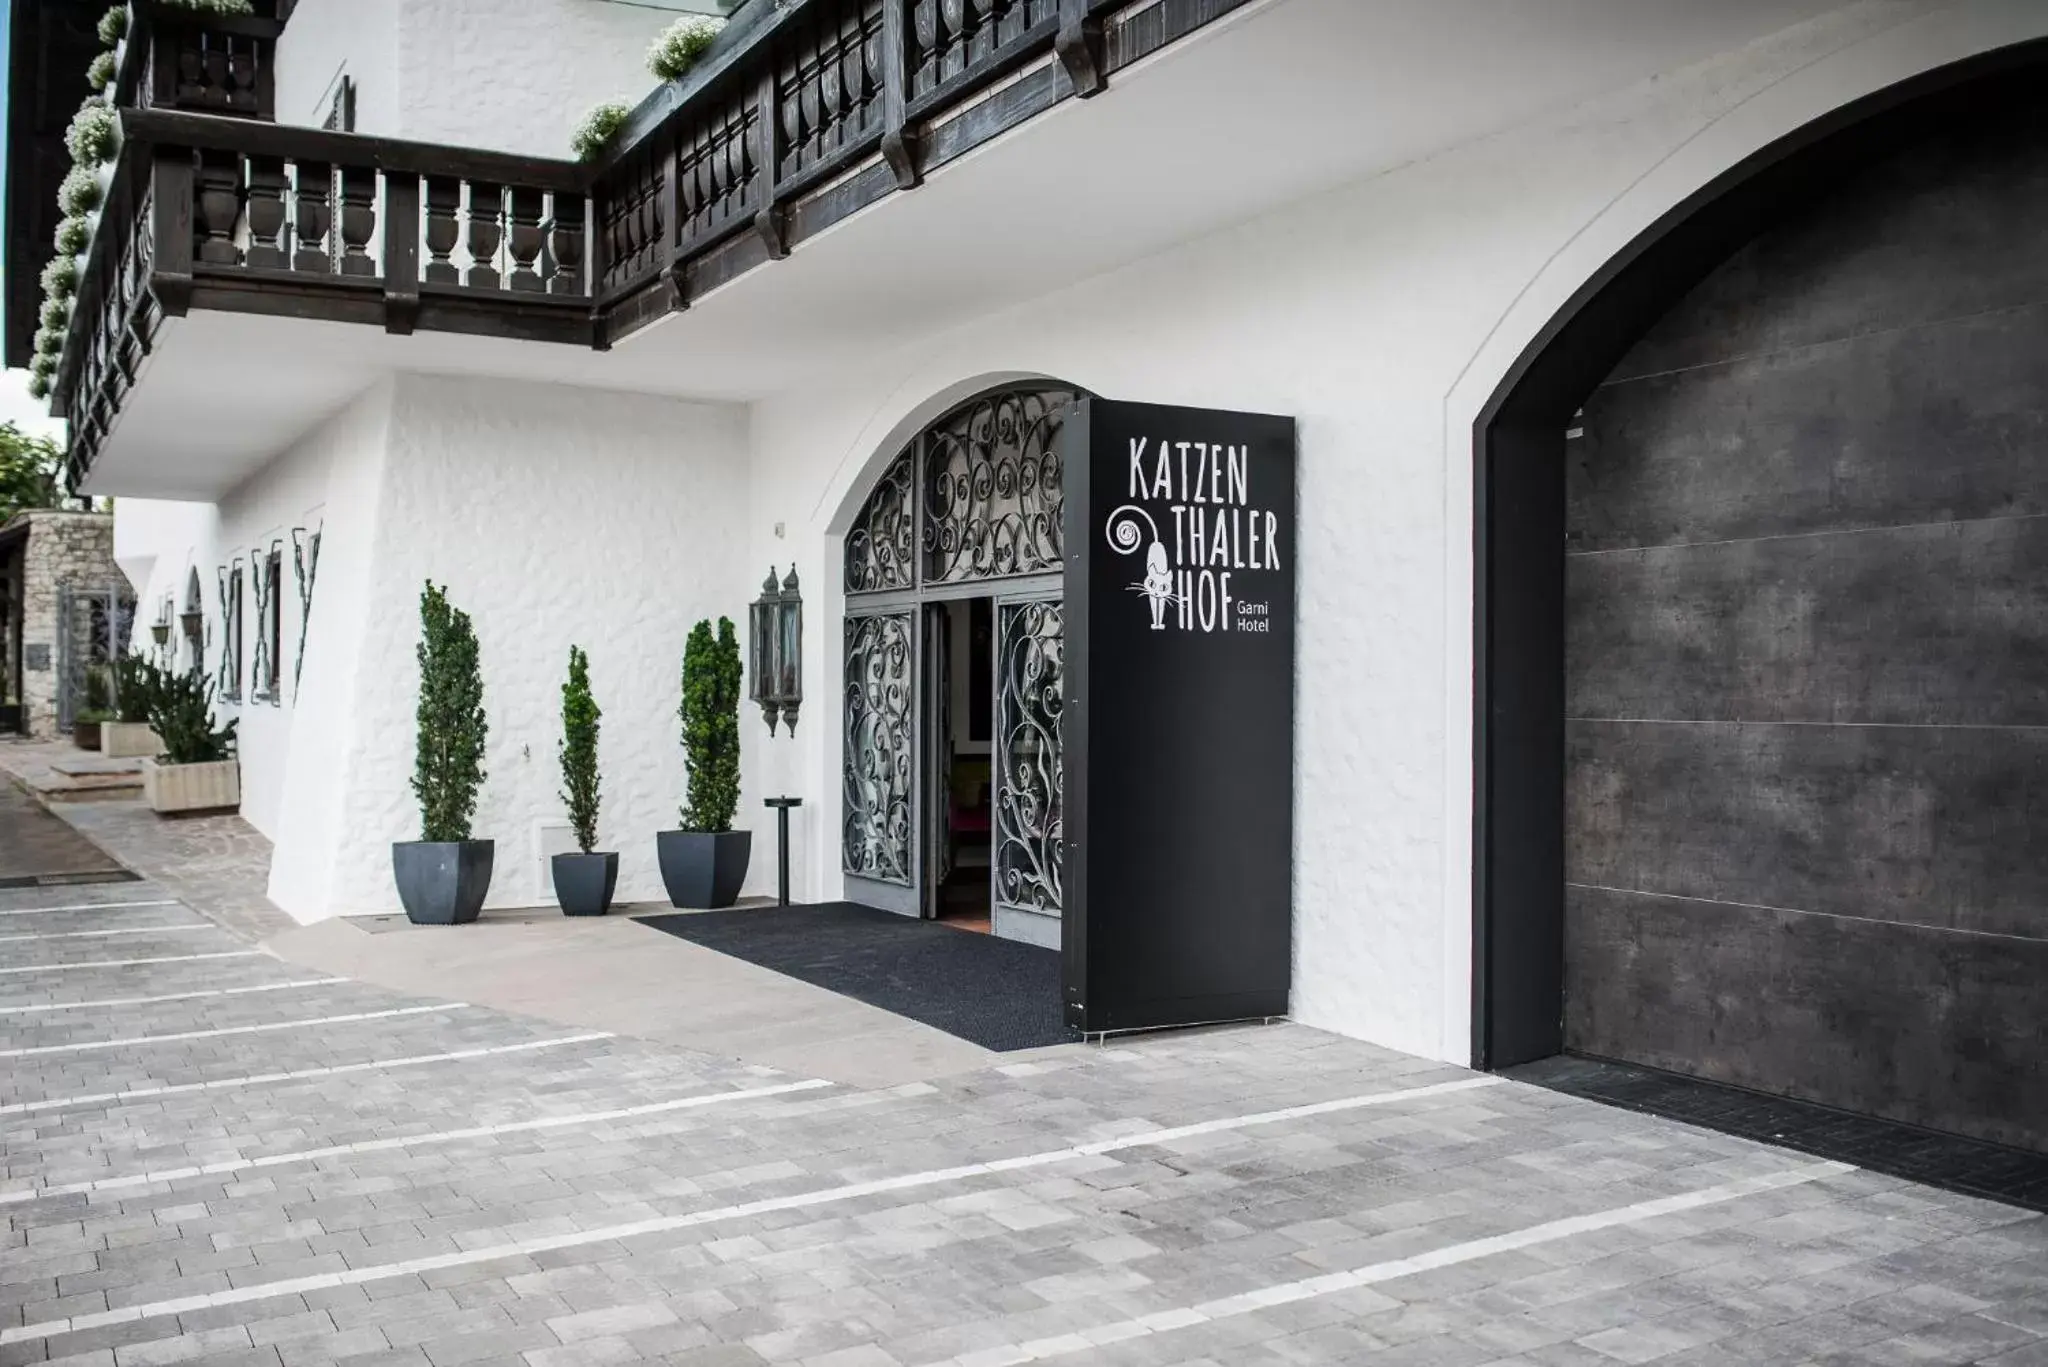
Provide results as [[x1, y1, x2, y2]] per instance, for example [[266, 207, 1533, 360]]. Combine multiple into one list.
[[675, 144, 701, 246], [466, 183, 504, 289], [422, 176, 460, 284], [292, 160, 333, 272], [911, 0, 938, 94], [337, 166, 377, 276], [229, 39, 257, 113], [797, 52, 822, 167], [862, 9, 884, 132], [203, 34, 231, 107], [969, 0, 997, 64], [820, 36, 843, 155], [175, 30, 206, 106], [506, 188, 544, 292], [244, 156, 290, 269], [194, 150, 244, 266], [547, 192, 584, 296], [779, 68, 804, 180], [940, 0, 965, 80], [845, 16, 870, 132]]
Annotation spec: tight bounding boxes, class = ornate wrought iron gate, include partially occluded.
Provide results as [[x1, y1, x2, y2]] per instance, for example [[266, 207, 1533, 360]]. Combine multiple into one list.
[[55, 583, 135, 733], [994, 598, 1062, 920], [841, 384, 1076, 927]]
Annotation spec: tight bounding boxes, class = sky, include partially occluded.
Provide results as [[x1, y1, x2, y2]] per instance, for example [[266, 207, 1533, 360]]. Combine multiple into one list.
[[0, 5, 69, 443]]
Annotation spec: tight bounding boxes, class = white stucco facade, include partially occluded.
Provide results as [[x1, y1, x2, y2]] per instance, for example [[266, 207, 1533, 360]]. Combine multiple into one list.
[[105, 0, 2048, 1069], [275, 0, 671, 158]]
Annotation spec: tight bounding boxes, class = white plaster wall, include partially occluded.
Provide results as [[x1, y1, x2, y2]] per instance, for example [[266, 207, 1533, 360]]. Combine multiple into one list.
[[116, 394, 375, 844], [742, 0, 2048, 1067], [276, 0, 671, 159], [274, 0, 399, 134], [304, 374, 751, 919]]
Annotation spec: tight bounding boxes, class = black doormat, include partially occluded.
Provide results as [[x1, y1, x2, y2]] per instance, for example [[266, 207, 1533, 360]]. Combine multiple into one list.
[[1509, 1053, 2048, 1213], [635, 902, 1077, 1051]]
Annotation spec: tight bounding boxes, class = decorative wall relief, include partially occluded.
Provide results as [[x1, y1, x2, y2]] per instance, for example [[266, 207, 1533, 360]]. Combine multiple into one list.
[[291, 524, 321, 699], [216, 560, 243, 702], [249, 544, 274, 703]]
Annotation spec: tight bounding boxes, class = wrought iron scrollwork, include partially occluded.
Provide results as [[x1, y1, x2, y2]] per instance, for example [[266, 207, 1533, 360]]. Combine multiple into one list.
[[292, 524, 321, 698], [923, 388, 1070, 584], [842, 612, 914, 885], [995, 599, 1063, 917], [216, 560, 243, 702], [249, 544, 275, 703], [844, 448, 916, 594]]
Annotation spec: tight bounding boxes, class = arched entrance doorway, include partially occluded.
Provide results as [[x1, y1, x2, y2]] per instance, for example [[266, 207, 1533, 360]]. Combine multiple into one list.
[[1474, 41, 2048, 1153], [841, 383, 1078, 945]]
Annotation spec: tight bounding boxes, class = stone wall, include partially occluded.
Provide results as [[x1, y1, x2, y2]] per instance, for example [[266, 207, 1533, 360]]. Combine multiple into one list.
[[5, 511, 127, 738]]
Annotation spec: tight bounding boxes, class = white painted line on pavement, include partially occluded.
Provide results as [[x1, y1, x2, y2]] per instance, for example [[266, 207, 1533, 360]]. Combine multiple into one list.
[[0, 1074, 1506, 1344], [0, 899, 182, 917], [0, 1078, 834, 1205], [0, 950, 262, 976], [918, 1159, 1858, 1365], [0, 1030, 614, 1117], [0, 923, 212, 943], [0, 978, 347, 1016], [0, 1002, 468, 1058]]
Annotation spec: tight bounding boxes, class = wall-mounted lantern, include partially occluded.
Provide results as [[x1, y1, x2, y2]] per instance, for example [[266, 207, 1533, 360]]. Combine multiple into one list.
[[149, 597, 172, 648], [749, 565, 802, 735]]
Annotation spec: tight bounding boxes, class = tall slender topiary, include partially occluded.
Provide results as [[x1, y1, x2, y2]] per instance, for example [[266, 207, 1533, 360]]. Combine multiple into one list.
[[411, 581, 488, 843], [678, 617, 741, 832], [558, 645, 601, 853]]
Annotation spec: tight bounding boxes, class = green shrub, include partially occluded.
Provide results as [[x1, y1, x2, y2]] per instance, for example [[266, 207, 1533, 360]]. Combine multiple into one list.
[[571, 102, 631, 163], [558, 645, 602, 853], [39, 296, 70, 330], [66, 101, 119, 166], [648, 15, 722, 82], [148, 666, 237, 763], [34, 327, 64, 357], [160, 0, 255, 14], [113, 651, 161, 724], [59, 165, 103, 216], [411, 581, 488, 843], [678, 617, 741, 832], [97, 5, 128, 46], [27, 374, 51, 401], [87, 51, 116, 94]]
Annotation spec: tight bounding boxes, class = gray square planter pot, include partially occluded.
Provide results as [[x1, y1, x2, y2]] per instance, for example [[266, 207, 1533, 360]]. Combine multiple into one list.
[[551, 851, 619, 916], [656, 829, 751, 908], [393, 840, 495, 925]]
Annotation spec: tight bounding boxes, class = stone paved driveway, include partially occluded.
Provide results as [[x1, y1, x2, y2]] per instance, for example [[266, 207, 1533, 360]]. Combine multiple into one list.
[[3, 880, 2045, 1367]]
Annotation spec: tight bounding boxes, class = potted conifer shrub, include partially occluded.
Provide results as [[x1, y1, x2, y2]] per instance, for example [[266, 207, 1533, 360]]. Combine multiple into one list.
[[392, 582, 493, 925], [103, 652, 165, 758], [656, 618, 750, 908], [552, 645, 616, 916], [140, 667, 239, 814]]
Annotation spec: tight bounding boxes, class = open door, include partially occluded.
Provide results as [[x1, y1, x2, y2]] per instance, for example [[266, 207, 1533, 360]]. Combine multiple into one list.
[[1061, 398, 1298, 1034]]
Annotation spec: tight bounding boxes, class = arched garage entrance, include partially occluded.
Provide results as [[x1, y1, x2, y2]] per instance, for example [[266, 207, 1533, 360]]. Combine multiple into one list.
[[1475, 42, 2048, 1155], [841, 383, 1078, 946]]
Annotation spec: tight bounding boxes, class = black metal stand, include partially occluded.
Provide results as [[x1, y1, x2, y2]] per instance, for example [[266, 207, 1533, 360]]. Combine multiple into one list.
[[763, 797, 802, 906]]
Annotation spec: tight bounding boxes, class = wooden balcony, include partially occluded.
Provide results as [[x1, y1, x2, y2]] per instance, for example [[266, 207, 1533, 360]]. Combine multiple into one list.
[[48, 0, 1253, 485]]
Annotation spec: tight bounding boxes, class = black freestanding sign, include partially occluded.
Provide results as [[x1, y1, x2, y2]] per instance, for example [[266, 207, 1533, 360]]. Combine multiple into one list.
[[1062, 398, 1296, 1033]]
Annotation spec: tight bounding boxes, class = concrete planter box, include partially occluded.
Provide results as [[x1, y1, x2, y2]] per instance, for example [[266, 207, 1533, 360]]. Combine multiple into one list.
[[101, 722, 163, 759], [141, 758, 240, 815]]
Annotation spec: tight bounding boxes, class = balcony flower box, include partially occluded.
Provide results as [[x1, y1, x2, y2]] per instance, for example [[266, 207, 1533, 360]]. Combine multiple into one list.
[[141, 757, 239, 816], [101, 721, 163, 759]]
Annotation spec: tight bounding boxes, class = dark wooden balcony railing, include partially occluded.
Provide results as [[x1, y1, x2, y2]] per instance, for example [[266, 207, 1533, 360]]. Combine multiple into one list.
[[116, 1, 285, 121], [51, 0, 1250, 483]]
